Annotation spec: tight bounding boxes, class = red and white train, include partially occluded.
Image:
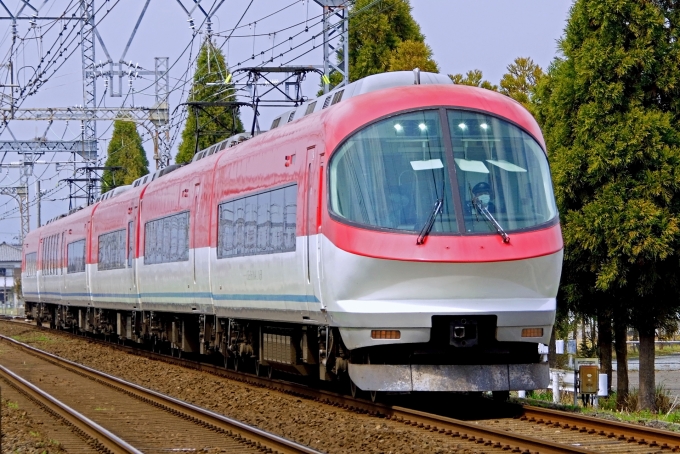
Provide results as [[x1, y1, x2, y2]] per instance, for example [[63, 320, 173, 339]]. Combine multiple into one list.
[[22, 71, 562, 396]]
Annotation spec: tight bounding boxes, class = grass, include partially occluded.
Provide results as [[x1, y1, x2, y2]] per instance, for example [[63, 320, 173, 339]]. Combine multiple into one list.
[[521, 389, 581, 409], [6, 401, 18, 409], [11, 333, 52, 344], [624, 344, 680, 359], [523, 385, 680, 428]]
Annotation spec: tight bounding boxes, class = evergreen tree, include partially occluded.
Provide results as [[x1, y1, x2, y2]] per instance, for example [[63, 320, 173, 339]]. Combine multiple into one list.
[[499, 57, 543, 112], [176, 39, 243, 165], [325, 0, 437, 90], [388, 40, 438, 73], [448, 70, 497, 91], [534, 0, 680, 411], [101, 118, 149, 193]]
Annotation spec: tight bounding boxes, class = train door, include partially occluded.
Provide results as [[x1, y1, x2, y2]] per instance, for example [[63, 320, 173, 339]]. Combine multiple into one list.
[[36, 236, 43, 301], [191, 181, 211, 311], [126, 201, 138, 307], [85, 219, 94, 307], [193, 182, 200, 287], [305, 146, 326, 311], [60, 231, 66, 298]]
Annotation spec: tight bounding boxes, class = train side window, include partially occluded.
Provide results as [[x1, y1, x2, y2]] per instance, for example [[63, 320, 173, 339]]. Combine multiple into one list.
[[24, 252, 37, 276], [41, 236, 48, 275], [233, 197, 245, 256], [271, 117, 281, 129], [283, 185, 297, 250], [41, 234, 61, 276], [98, 229, 126, 271], [217, 184, 297, 259], [127, 221, 134, 267], [256, 191, 271, 253], [270, 189, 284, 251], [144, 211, 190, 265], [305, 101, 317, 116], [218, 202, 235, 257], [67, 240, 86, 273], [245, 196, 257, 255]]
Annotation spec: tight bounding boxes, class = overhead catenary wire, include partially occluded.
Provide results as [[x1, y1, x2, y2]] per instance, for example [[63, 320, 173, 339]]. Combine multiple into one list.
[[0, 0, 388, 237]]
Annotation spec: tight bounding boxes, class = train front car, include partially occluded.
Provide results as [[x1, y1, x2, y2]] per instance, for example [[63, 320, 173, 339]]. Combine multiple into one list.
[[320, 83, 562, 394]]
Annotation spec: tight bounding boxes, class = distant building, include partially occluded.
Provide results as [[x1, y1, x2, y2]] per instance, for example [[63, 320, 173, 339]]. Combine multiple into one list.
[[0, 242, 21, 306]]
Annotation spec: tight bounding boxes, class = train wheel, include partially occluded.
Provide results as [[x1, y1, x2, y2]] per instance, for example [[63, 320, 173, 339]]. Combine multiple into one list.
[[233, 356, 240, 372], [267, 365, 274, 379], [223, 354, 229, 369], [350, 380, 358, 399], [370, 391, 379, 403]]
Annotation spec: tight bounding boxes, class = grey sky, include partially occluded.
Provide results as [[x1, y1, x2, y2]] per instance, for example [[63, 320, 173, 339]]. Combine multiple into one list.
[[0, 0, 572, 243]]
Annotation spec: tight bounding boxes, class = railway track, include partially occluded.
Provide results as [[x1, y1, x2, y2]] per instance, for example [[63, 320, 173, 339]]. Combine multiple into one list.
[[0, 333, 321, 454], [4, 319, 680, 453]]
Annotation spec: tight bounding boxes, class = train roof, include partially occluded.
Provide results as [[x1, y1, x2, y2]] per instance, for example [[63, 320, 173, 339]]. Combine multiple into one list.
[[267, 70, 452, 132], [186, 70, 451, 166]]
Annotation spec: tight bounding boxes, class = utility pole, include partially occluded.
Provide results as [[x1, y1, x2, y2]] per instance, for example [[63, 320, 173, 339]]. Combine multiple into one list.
[[0, 187, 29, 243], [35, 180, 41, 228], [0, 0, 228, 243], [314, 0, 350, 94]]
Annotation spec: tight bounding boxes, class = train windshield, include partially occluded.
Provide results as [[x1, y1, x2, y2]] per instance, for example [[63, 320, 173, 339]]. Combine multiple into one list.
[[329, 110, 457, 233], [448, 110, 557, 233], [329, 109, 557, 236]]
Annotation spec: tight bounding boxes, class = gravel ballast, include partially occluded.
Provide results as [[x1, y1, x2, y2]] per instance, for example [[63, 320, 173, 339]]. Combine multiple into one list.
[[0, 321, 479, 454]]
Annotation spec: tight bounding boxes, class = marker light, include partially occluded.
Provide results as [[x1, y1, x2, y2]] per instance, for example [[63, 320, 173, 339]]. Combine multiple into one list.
[[521, 328, 544, 338], [480, 123, 488, 130], [458, 123, 467, 130], [393, 123, 403, 132], [371, 330, 401, 340], [418, 123, 427, 131]]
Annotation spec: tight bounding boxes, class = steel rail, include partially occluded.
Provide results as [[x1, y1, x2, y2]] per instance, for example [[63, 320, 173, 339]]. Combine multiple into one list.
[[0, 334, 321, 454], [521, 405, 680, 451], [0, 363, 142, 454], [379, 405, 591, 454]]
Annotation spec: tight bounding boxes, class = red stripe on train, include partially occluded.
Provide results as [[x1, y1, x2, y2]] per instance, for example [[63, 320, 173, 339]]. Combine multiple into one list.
[[323, 220, 563, 263]]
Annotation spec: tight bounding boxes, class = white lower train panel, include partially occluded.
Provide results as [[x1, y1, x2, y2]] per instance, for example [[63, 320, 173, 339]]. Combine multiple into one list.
[[320, 236, 561, 347], [24, 234, 560, 348]]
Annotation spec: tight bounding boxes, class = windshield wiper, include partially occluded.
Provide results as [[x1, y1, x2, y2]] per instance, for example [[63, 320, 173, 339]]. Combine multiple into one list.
[[473, 199, 510, 243], [416, 198, 443, 245]]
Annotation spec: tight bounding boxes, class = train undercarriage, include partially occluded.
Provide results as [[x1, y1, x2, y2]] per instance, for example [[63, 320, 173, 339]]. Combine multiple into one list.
[[25, 301, 547, 399], [26, 301, 348, 381]]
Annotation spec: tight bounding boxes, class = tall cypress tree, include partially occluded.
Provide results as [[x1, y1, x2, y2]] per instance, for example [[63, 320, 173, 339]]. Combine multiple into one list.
[[101, 118, 149, 193], [534, 0, 680, 411], [176, 39, 243, 165]]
